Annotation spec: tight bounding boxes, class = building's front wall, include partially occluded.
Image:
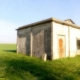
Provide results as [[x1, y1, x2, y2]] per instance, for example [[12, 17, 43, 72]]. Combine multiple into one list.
[[52, 22, 80, 60], [70, 27, 80, 56], [52, 22, 69, 60]]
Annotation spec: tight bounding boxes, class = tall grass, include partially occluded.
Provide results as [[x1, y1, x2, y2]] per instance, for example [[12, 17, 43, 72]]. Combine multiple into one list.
[[0, 44, 80, 80]]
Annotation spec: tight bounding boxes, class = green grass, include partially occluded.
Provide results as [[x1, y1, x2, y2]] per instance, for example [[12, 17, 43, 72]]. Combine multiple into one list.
[[0, 44, 80, 80]]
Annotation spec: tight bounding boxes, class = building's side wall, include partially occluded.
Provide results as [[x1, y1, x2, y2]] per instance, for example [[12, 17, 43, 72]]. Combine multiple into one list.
[[70, 27, 80, 56], [17, 22, 52, 59], [53, 22, 69, 59], [32, 22, 52, 59], [17, 27, 31, 55]]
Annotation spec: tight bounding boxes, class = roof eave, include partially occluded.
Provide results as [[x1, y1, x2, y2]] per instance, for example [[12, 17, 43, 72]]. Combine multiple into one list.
[[16, 17, 80, 30], [16, 18, 53, 30], [51, 18, 80, 29]]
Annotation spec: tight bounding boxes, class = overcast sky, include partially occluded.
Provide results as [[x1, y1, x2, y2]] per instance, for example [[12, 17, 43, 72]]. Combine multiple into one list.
[[0, 0, 80, 43]]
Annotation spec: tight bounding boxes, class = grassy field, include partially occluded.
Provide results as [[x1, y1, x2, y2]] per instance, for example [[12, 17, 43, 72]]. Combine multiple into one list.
[[0, 44, 80, 80]]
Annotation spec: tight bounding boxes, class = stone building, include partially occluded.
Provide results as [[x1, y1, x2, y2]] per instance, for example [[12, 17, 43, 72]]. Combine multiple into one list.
[[16, 17, 80, 60]]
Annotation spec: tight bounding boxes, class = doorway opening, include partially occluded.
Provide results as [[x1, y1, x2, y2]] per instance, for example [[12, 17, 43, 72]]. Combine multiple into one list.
[[58, 35, 66, 58]]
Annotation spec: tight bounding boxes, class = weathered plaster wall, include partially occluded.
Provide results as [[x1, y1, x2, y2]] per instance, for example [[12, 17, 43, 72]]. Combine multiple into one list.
[[17, 22, 52, 59], [17, 27, 31, 55], [53, 22, 69, 59], [32, 22, 52, 59]]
